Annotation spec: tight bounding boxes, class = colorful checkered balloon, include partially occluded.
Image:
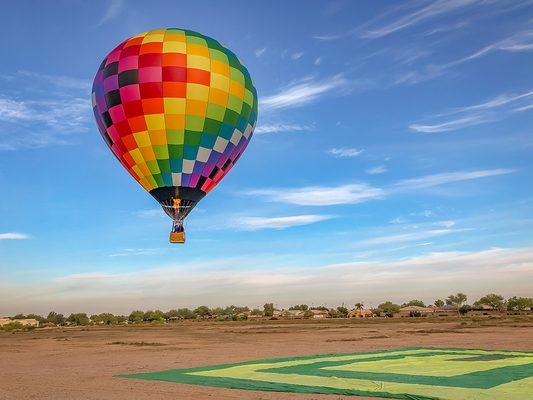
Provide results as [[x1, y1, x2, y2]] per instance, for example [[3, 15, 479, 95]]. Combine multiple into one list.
[[92, 29, 258, 243]]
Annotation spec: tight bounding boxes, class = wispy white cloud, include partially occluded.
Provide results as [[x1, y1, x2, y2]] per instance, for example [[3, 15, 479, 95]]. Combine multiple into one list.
[[16, 70, 90, 90], [249, 184, 384, 206], [234, 215, 333, 231], [250, 168, 514, 206], [434, 220, 456, 228], [444, 30, 533, 68], [409, 90, 533, 133], [398, 29, 533, 86], [260, 75, 349, 112], [314, 57, 322, 66], [366, 165, 388, 174], [97, 0, 124, 26], [254, 47, 266, 57], [328, 147, 363, 158], [312, 32, 350, 41], [0, 95, 91, 150], [0, 232, 30, 240], [291, 52, 304, 60], [360, 0, 482, 39], [394, 169, 515, 190], [255, 123, 313, 134], [411, 210, 434, 217], [135, 209, 163, 218], [109, 248, 160, 257], [423, 20, 470, 36], [358, 228, 466, 246], [393, 66, 445, 86], [389, 217, 407, 224], [0, 70, 92, 150]]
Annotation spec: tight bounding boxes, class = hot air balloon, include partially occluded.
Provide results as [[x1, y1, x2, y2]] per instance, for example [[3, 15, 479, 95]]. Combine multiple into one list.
[[92, 29, 257, 243]]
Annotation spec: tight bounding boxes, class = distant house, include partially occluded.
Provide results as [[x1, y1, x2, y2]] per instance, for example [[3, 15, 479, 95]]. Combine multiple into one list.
[[348, 309, 373, 318], [467, 305, 503, 317], [0, 318, 39, 327], [396, 306, 434, 318], [309, 309, 329, 319], [268, 310, 283, 319], [434, 305, 459, 317], [239, 311, 263, 319], [281, 310, 305, 319]]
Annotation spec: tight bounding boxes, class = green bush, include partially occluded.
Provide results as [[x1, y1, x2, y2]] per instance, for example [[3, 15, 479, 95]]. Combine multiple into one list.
[[1, 322, 35, 332]]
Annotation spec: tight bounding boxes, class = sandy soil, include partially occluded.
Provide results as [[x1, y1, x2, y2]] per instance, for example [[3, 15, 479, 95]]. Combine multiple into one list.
[[1, 317, 532, 400]]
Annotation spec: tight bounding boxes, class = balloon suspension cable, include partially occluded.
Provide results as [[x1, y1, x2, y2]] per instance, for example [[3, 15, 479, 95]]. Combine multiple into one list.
[[161, 198, 194, 244]]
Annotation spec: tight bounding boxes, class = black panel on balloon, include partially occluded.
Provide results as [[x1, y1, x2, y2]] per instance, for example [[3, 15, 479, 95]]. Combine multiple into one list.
[[105, 90, 122, 108], [103, 62, 119, 78], [118, 70, 139, 87]]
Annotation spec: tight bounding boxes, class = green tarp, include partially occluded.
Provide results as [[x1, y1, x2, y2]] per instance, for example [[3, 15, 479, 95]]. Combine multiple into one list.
[[121, 347, 533, 399]]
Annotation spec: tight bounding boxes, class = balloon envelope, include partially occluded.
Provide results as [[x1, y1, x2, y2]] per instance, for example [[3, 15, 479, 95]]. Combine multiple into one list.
[[92, 29, 257, 242]]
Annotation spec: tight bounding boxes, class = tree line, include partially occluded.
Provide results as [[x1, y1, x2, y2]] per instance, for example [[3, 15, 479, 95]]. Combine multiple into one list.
[[375, 293, 532, 317], [4, 293, 532, 327]]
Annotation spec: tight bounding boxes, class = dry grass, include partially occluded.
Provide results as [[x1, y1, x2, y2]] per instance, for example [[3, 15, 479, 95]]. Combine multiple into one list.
[[107, 341, 167, 347]]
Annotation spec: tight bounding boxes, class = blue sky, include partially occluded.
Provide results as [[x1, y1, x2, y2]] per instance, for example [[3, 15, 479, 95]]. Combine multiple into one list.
[[1, 0, 532, 314]]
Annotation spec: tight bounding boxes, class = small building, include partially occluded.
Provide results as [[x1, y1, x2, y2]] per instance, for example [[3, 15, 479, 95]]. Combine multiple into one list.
[[281, 310, 305, 319], [309, 309, 329, 319], [434, 305, 459, 317], [467, 305, 503, 317], [239, 311, 263, 319], [268, 310, 283, 319], [396, 306, 435, 318], [348, 309, 373, 318]]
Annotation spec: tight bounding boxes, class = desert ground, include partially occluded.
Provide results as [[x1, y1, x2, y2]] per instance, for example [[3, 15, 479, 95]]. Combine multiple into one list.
[[1, 317, 532, 400]]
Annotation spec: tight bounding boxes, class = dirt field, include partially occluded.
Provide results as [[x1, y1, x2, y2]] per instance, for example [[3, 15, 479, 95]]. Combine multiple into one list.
[[0, 317, 532, 400]]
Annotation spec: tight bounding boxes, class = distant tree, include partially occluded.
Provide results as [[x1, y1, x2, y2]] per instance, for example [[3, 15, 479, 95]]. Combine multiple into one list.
[[401, 300, 426, 308], [144, 310, 165, 321], [177, 308, 195, 319], [251, 308, 262, 316], [90, 314, 101, 324], [377, 301, 400, 317], [67, 313, 90, 326], [165, 309, 180, 319], [434, 299, 445, 307], [98, 313, 118, 325], [474, 293, 505, 310], [194, 306, 211, 318], [46, 311, 66, 326], [446, 293, 467, 307], [337, 306, 349, 317], [12, 313, 25, 319], [354, 303, 364, 310], [223, 305, 249, 317], [211, 307, 225, 317], [311, 305, 329, 311], [116, 315, 127, 324], [209, 305, 247, 320], [507, 297, 533, 311], [289, 304, 309, 311], [458, 305, 471, 315], [328, 308, 339, 318], [263, 303, 274, 317], [128, 310, 145, 323]]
